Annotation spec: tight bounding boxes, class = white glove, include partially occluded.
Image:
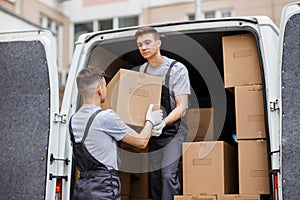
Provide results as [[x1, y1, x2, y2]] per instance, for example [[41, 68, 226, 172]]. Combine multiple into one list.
[[146, 104, 163, 126], [151, 120, 166, 137]]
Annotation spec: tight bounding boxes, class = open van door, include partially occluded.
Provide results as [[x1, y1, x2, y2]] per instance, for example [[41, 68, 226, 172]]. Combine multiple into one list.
[[0, 30, 60, 200], [279, 2, 300, 200]]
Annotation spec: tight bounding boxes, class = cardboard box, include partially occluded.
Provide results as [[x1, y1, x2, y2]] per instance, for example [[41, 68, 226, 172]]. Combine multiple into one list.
[[185, 108, 214, 141], [222, 33, 262, 88], [119, 171, 131, 196], [235, 85, 266, 139], [130, 172, 150, 199], [174, 195, 217, 200], [238, 140, 270, 195], [218, 194, 262, 200], [102, 68, 162, 126], [182, 141, 237, 195]]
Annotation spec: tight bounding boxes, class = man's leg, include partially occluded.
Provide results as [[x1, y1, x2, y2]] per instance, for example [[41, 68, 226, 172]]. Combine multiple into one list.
[[149, 137, 163, 200], [161, 135, 183, 200]]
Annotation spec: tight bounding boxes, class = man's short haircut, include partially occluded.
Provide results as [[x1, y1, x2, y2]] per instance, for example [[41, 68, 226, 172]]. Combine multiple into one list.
[[135, 26, 160, 40], [76, 66, 104, 97]]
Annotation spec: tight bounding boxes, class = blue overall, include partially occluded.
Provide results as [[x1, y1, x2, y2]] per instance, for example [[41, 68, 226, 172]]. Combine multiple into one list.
[[69, 109, 121, 200], [144, 61, 187, 200]]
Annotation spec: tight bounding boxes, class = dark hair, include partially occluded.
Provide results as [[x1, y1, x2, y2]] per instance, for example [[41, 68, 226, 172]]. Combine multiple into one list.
[[135, 26, 160, 40], [76, 66, 104, 97]]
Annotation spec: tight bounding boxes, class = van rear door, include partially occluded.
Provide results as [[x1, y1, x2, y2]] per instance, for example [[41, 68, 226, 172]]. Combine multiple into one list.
[[279, 2, 300, 200], [0, 30, 60, 200]]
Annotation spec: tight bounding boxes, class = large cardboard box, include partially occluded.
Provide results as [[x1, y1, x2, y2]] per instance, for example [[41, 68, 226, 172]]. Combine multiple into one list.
[[222, 33, 262, 88], [238, 140, 270, 195], [235, 85, 266, 139], [182, 141, 237, 195], [119, 172, 131, 196], [218, 194, 262, 200], [185, 108, 214, 142], [130, 172, 150, 199], [102, 68, 162, 126], [174, 195, 217, 200]]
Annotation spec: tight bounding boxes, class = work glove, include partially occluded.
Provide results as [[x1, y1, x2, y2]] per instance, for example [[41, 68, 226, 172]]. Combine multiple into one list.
[[146, 104, 163, 127], [151, 120, 166, 137]]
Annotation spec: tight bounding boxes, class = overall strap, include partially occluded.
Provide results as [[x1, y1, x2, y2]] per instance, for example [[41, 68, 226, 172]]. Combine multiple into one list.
[[69, 109, 103, 143], [143, 63, 149, 73], [69, 115, 75, 143], [82, 109, 103, 143], [143, 60, 177, 83], [164, 60, 177, 89]]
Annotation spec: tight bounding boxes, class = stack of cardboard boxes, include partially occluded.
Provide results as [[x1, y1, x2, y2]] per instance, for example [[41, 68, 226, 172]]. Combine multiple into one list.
[[177, 33, 270, 200]]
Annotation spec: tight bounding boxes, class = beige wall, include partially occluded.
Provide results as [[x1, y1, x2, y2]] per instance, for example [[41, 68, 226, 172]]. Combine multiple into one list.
[[141, 0, 296, 26], [0, 0, 15, 11], [202, 0, 296, 26], [142, 2, 195, 24]]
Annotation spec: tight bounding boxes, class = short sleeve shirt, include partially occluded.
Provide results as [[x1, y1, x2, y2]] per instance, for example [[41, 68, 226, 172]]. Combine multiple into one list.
[[139, 56, 191, 109], [70, 104, 129, 170]]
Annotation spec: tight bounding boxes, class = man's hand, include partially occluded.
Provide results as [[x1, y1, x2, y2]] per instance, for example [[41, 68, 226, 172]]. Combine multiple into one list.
[[151, 120, 166, 137], [146, 104, 163, 126]]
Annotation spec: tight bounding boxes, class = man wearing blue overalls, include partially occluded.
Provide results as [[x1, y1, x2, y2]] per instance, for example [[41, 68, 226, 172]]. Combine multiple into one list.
[[136, 26, 191, 200], [69, 67, 163, 200]]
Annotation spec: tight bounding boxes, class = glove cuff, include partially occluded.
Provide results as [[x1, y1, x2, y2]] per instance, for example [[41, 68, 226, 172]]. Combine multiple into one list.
[[145, 119, 154, 127]]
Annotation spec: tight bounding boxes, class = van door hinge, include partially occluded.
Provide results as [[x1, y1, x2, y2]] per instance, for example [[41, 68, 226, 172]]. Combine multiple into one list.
[[270, 99, 279, 112], [50, 153, 70, 165], [54, 113, 67, 124], [49, 173, 68, 181]]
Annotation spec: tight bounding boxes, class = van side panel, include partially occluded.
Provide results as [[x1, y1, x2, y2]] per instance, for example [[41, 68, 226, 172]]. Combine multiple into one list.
[[0, 41, 50, 199], [281, 13, 300, 200]]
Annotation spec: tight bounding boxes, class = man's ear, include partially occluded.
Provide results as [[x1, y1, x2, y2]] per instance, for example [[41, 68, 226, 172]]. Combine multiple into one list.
[[96, 86, 102, 96], [157, 39, 161, 47]]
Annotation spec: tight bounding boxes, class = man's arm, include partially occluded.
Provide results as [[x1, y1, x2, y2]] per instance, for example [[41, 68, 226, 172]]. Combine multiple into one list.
[[164, 94, 188, 125], [121, 122, 152, 149]]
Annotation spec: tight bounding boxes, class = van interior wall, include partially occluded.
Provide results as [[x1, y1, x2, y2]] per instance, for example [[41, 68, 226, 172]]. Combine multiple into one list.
[[88, 30, 252, 143], [0, 41, 50, 199]]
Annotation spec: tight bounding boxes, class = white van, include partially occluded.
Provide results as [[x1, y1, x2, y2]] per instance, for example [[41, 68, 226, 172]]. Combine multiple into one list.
[[0, 2, 299, 200]]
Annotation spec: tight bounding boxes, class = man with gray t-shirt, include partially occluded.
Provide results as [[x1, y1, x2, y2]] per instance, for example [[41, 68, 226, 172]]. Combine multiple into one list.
[[69, 67, 163, 200], [135, 26, 191, 200]]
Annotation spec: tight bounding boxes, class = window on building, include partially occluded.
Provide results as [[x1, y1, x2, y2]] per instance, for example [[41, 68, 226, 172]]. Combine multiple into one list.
[[98, 19, 113, 31], [40, 15, 65, 86], [204, 9, 233, 19], [221, 10, 232, 18], [204, 11, 215, 19], [74, 22, 93, 42], [40, 15, 61, 66], [187, 14, 195, 20], [118, 16, 138, 28]]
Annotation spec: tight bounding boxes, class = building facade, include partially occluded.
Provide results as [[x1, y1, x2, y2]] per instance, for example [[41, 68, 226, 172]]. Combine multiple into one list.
[[0, 0, 297, 87]]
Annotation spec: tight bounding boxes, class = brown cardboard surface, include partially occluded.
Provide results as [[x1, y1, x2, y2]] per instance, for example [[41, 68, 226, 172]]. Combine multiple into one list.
[[238, 140, 270, 195], [102, 68, 162, 126], [218, 194, 261, 200], [235, 85, 266, 139], [182, 141, 237, 195], [222, 33, 262, 88], [185, 108, 214, 142], [130, 172, 150, 199], [174, 195, 217, 200], [119, 171, 131, 196]]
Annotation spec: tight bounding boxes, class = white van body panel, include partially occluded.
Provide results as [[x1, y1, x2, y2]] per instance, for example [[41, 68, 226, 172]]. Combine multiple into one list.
[[0, 30, 59, 200]]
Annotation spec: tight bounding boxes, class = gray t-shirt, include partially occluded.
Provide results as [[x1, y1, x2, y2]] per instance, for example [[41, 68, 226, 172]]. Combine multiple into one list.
[[70, 104, 129, 170], [139, 56, 191, 109]]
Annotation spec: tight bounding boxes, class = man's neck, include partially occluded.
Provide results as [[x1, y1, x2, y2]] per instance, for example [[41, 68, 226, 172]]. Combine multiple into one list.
[[148, 53, 164, 68]]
